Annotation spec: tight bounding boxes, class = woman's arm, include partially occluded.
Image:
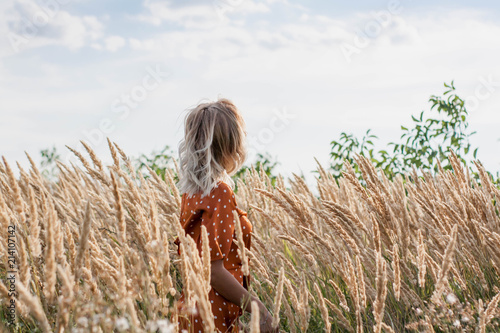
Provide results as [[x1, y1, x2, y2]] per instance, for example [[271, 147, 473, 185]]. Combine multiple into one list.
[[210, 259, 257, 312], [210, 260, 276, 332]]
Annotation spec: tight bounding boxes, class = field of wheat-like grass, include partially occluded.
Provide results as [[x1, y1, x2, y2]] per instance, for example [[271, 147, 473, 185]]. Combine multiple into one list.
[[1, 139, 500, 332]]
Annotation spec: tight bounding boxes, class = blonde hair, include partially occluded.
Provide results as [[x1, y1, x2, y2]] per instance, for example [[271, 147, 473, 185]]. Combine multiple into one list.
[[178, 98, 247, 197]]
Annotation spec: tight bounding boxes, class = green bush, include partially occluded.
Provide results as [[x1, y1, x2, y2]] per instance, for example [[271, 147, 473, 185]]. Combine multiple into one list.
[[329, 81, 499, 185]]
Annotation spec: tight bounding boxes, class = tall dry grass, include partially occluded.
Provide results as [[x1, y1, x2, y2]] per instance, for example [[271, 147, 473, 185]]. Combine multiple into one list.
[[0, 140, 499, 332]]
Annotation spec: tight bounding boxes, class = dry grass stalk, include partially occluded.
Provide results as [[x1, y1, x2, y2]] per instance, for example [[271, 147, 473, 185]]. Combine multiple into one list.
[[313, 282, 331, 333], [393, 243, 401, 301], [478, 291, 500, 333], [27, 186, 41, 258], [284, 277, 300, 313], [312, 207, 361, 256], [190, 270, 215, 333], [247, 249, 270, 280], [44, 200, 56, 303], [250, 300, 260, 333], [324, 297, 354, 332], [381, 322, 395, 333], [355, 255, 367, 308], [200, 225, 211, 294], [417, 229, 427, 288], [80, 140, 105, 176], [425, 315, 435, 333], [0, 282, 10, 300], [110, 171, 126, 245], [431, 224, 458, 303], [65, 145, 109, 186], [16, 282, 52, 333], [282, 297, 297, 333], [55, 265, 74, 333], [298, 273, 310, 331], [277, 234, 316, 266], [2, 156, 25, 221], [347, 255, 363, 333], [107, 138, 120, 168], [233, 210, 249, 276], [74, 201, 92, 284], [328, 279, 349, 312], [18, 237, 31, 288], [373, 251, 388, 333], [272, 267, 285, 328]]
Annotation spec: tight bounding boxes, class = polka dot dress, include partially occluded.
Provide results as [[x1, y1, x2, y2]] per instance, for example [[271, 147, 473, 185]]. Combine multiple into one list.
[[176, 181, 252, 333]]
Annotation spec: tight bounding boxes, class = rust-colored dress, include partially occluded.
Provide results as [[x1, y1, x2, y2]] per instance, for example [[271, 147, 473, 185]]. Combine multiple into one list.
[[176, 181, 252, 333]]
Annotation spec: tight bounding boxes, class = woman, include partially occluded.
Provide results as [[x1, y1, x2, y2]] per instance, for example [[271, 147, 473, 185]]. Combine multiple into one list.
[[175, 98, 276, 332]]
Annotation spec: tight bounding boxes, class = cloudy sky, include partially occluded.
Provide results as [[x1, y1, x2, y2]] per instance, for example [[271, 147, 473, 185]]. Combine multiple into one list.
[[1, 0, 499, 185]]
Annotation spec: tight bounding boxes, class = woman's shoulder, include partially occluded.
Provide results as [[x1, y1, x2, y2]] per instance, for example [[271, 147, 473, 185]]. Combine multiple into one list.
[[204, 181, 236, 206], [214, 180, 234, 194], [181, 181, 235, 202]]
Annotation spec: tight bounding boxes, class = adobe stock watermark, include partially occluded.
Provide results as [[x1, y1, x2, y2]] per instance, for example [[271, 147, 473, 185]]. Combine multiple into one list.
[[246, 107, 296, 162], [7, 0, 72, 53], [340, 0, 405, 64], [63, 64, 171, 165], [465, 75, 500, 112]]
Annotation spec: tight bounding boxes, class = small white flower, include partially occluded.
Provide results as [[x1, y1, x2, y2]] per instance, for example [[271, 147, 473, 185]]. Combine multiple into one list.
[[92, 314, 102, 325], [146, 320, 158, 332], [453, 319, 460, 327], [77, 317, 88, 328], [446, 293, 458, 304], [462, 316, 470, 323], [157, 319, 176, 333], [415, 308, 423, 315], [115, 317, 130, 332]]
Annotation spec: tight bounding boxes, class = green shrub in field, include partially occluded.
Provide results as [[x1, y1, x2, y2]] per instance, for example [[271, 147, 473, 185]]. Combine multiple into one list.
[[329, 81, 499, 185]]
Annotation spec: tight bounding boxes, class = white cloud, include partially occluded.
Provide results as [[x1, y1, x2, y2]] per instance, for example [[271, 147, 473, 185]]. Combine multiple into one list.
[[3, 0, 104, 54], [104, 35, 126, 52], [133, 0, 270, 29], [134, 1, 219, 28], [227, 1, 270, 15]]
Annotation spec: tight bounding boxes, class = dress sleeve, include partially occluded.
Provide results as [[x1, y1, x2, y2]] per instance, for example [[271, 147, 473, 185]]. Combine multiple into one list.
[[200, 184, 237, 261]]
